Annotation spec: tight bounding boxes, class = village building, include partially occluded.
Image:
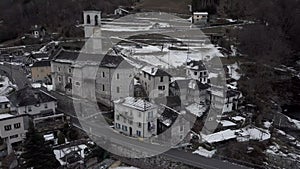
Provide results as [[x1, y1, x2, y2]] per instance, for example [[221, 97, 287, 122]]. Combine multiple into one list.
[[139, 66, 171, 99], [51, 49, 135, 106], [170, 78, 210, 105], [192, 12, 208, 24], [0, 114, 28, 155], [114, 97, 158, 138], [8, 87, 57, 118], [30, 60, 51, 83], [186, 60, 208, 84], [0, 96, 10, 114]]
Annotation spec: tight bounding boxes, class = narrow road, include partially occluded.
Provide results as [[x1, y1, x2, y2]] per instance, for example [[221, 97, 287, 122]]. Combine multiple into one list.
[[53, 91, 251, 169], [0, 63, 30, 89], [165, 149, 250, 169]]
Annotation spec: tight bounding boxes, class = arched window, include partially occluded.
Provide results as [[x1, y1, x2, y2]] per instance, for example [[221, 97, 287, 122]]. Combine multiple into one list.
[[87, 15, 91, 24], [95, 15, 99, 26]]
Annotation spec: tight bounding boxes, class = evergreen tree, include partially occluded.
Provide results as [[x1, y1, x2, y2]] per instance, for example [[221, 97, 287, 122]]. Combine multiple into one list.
[[21, 123, 60, 169], [57, 131, 66, 145]]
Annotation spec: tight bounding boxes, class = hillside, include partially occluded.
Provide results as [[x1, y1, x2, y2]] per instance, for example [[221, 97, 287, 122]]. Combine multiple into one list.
[[135, 0, 192, 14], [0, 0, 132, 42]]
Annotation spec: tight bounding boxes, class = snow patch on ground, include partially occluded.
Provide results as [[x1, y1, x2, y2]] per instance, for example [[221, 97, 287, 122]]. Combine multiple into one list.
[[193, 147, 216, 158], [186, 103, 206, 117], [0, 76, 16, 95], [227, 62, 241, 80], [53, 144, 87, 165]]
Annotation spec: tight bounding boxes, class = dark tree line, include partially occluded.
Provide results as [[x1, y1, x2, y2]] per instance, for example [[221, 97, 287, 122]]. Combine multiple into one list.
[[230, 0, 300, 122], [0, 0, 133, 42], [21, 123, 60, 169]]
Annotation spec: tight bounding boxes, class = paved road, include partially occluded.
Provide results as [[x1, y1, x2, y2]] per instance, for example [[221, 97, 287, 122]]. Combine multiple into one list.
[[52, 91, 251, 169], [0, 63, 29, 89], [165, 149, 250, 169]]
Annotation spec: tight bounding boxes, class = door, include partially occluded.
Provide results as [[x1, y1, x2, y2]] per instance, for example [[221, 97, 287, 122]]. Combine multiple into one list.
[[129, 127, 132, 136]]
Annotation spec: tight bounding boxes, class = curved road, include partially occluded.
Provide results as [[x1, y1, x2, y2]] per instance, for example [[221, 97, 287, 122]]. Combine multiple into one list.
[[0, 63, 30, 89]]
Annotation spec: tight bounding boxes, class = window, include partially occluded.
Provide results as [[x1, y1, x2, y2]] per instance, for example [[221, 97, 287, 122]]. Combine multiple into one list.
[[194, 71, 197, 76], [58, 67, 61, 72], [75, 82, 80, 86], [44, 104, 48, 109], [87, 15, 91, 24], [116, 123, 120, 129], [136, 130, 141, 137], [14, 123, 21, 129], [102, 72, 105, 78], [117, 87, 120, 93], [160, 76, 164, 82], [68, 68, 72, 73], [144, 72, 146, 78], [200, 72, 203, 77], [10, 134, 18, 139], [138, 122, 142, 128], [4, 125, 11, 131], [122, 125, 127, 131], [68, 77, 72, 83], [28, 106, 32, 112], [158, 86, 165, 90], [116, 115, 120, 120], [148, 111, 153, 119], [102, 85, 105, 91], [58, 76, 62, 82], [117, 73, 119, 79], [203, 71, 207, 76], [148, 75, 151, 80]]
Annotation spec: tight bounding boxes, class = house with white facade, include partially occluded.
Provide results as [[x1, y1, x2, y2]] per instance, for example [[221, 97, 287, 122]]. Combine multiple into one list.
[[139, 66, 171, 99], [0, 114, 28, 155], [114, 97, 158, 138], [186, 60, 208, 84], [193, 12, 208, 24], [8, 87, 57, 118]]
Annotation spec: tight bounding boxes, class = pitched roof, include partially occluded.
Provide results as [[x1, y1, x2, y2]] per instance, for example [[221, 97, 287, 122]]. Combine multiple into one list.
[[114, 97, 157, 111], [187, 60, 206, 71], [53, 50, 133, 69], [31, 60, 51, 67], [8, 87, 57, 107], [142, 66, 171, 77]]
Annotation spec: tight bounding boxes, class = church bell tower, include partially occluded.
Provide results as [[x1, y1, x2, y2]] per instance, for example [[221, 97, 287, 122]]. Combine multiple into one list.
[[83, 10, 102, 54]]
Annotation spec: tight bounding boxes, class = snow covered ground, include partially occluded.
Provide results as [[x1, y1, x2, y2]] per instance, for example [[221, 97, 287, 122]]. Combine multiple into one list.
[[120, 43, 224, 69], [114, 167, 140, 169], [0, 76, 16, 95], [53, 144, 87, 165], [193, 146, 216, 158], [186, 103, 207, 117], [201, 126, 271, 144]]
